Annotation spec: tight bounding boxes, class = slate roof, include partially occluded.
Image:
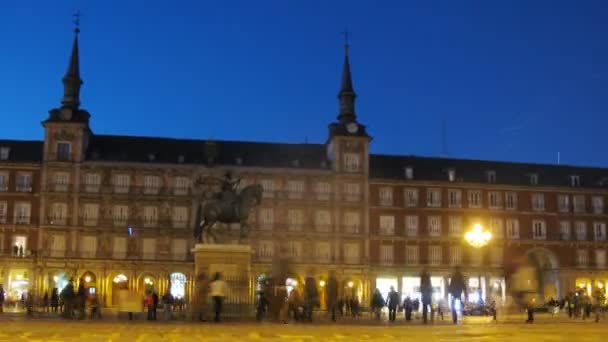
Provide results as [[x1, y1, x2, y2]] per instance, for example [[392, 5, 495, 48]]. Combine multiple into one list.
[[370, 154, 608, 189], [86, 134, 330, 170], [0, 140, 43, 163]]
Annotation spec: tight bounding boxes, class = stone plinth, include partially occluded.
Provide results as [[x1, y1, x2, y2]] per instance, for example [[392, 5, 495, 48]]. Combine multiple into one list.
[[191, 244, 252, 278]]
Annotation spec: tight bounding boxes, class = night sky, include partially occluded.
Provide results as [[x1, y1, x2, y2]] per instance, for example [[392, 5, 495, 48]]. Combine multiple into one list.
[[1, 0, 607, 167]]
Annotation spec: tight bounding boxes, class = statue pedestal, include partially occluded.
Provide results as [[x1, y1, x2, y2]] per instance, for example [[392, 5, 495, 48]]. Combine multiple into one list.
[[191, 244, 253, 317]]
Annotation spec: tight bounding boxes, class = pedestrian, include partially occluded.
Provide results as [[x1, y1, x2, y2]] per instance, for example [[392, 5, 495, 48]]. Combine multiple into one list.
[[89, 294, 102, 319], [420, 269, 433, 324], [209, 272, 228, 322], [194, 273, 208, 322], [0, 284, 4, 313], [386, 286, 400, 322], [61, 278, 75, 319], [43, 292, 49, 313], [326, 273, 339, 322], [303, 275, 318, 322], [51, 288, 59, 313], [288, 288, 303, 321], [146, 291, 154, 320], [152, 292, 159, 320], [371, 288, 384, 320], [77, 279, 86, 319], [403, 296, 412, 321], [448, 267, 466, 324]]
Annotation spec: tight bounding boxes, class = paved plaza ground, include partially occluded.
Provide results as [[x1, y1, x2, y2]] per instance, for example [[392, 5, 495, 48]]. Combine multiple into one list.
[[0, 314, 607, 341]]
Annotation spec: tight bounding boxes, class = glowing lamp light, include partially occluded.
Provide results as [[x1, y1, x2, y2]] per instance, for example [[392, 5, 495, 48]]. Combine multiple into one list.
[[319, 280, 326, 287], [579, 283, 586, 289], [347, 281, 354, 288], [53, 276, 59, 282], [144, 278, 151, 285], [465, 223, 492, 248], [599, 283, 604, 289], [84, 276, 91, 283]]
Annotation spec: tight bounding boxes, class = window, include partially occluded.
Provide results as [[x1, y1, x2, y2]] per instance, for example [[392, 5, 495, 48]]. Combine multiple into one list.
[[405, 167, 414, 180], [450, 246, 462, 265], [83, 204, 99, 226], [428, 216, 442, 236], [0, 201, 6, 223], [379, 187, 393, 206], [575, 221, 587, 241], [449, 216, 462, 237], [489, 218, 503, 238], [491, 247, 504, 266], [448, 169, 456, 182], [171, 239, 187, 260], [505, 192, 517, 210], [468, 190, 482, 208], [596, 250, 606, 268], [379, 215, 395, 235], [531, 193, 545, 211], [486, 170, 496, 183], [16, 172, 32, 192], [404, 188, 418, 207], [344, 243, 360, 264], [315, 182, 331, 200], [53, 172, 70, 192], [50, 203, 68, 225], [14, 202, 31, 224], [380, 245, 394, 265], [559, 221, 571, 240], [343, 153, 360, 172], [448, 189, 462, 208], [470, 249, 483, 266], [84, 173, 101, 193], [570, 175, 581, 187], [143, 206, 158, 227], [429, 245, 442, 265], [50, 234, 66, 257], [344, 212, 360, 234], [573, 195, 586, 213], [0, 147, 9, 160], [594, 222, 606, 241], [344, 183, 361, 202], [80, 236, 98, 258], [405, 215, 418, 237], [172, 207, 188, 228], [0, 172, 7, 191], [287, 241, 302, 259], [258, 240, 274, 259], [427, 188, 441, 207], [259, 208, 274, 230], [315, 210, 331, 232], [287, 180, 305, 199], [576, 249, 588, 267], [593, 196, 605, 214], [287, 209, 304, 231], [174, 176, 190, 195], [315, 242, 331, 263], [488, 191, 502, 209], [112, 205, 129, 226], [114, 174, 130, 193], [260, 179, 275, 198], [506, 219, 519, 239], [56, 142, 71, 161], [529, 173, 538, 185], [143, 175, 161, 194], [533, 220, 546, 240], [558, 195, 570, 212], [142, 238, 156, 260], [406, 245, 419, 265], [113, 237, 127, 259]]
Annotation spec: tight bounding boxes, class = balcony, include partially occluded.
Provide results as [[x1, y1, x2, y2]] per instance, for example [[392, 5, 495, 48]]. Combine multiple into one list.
[[173, 187, 190, 196], [49, 249, 66, 258], [315, 192, 332, 201], [45, 216, 69, 226], [342, 225, 360, 234], [48, 183, 71, 192], [262, 190, 275, 199], [287, 224, 304, 232], [47, 153, 76, 162], [343, 194, 362, 202], [0, 184, 7, 192], [82, 183, 101, 193], [16, 184, 33, 193], [113, 185, 131, 194], [315, 224, 332, 233], [112, 218, 128, 227], [171, 220, 189, 229], [287, 191, 305, 200], [344, 257, 361, 265], [258, 223, 274, 231], [14, 216, 31, 225], [379, 227, 395, 236], [256, 253, 274, 262]]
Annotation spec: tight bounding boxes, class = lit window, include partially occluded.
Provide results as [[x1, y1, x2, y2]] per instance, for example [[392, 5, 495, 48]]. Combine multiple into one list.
[[468, 190, 482, 208], [448, 169, 456, 182], [427, 189, 442, 207], [570, 175, 581, 187], [405, 167, 414, 180], [404, 188, 418, 207], [486, 170, 496, 183], [533, 220, 546, 240], [448, 189, 462, 208], [529, 173, 538, 185], [0, 147, 9, 160]]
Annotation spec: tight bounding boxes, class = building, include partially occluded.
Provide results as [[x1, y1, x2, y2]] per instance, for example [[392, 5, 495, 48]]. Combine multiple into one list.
[[0, 27, 607, 308]]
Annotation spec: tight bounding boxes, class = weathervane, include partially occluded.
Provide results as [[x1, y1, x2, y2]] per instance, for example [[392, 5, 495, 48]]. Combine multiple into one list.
[[341, 28, 350, 55], [73, 10, 83, 33]]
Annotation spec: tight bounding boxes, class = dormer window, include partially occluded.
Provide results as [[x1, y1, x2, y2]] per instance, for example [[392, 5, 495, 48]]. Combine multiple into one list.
[[177, 155, 185, 163], [486, 170, 496, 183], [448, 169, 456, 182], [235, 157, 243, 165], [292, 160, 300, 167], [56, 142, 70, 161], [0, 147, 9, 160], [148, 154, 156, 162], [405, 167, 414, 180], [570, 175, 581, 187], [529, 173, 539, 186]]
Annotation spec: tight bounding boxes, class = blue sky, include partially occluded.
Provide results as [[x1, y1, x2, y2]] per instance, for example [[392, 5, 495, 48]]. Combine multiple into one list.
[[1, 0, 607, 166]]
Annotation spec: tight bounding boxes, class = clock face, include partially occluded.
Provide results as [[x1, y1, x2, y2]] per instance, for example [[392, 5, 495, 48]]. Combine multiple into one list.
[[346, 122, 359, 134]]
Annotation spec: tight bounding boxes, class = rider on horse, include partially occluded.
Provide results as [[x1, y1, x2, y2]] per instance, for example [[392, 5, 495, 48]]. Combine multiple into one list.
[[217, 171, 241, 205]]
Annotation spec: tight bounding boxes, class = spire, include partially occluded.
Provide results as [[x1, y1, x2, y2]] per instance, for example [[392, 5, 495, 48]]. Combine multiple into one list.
[[61, 13, 83, 110], [337, 29, 356, 123]]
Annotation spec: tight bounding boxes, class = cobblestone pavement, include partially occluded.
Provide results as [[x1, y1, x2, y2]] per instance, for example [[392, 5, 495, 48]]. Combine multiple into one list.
[[0, 315, 608, 341]]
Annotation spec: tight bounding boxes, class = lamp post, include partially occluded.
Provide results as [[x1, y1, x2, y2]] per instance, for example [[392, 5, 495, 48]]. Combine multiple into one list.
[[464, 223, 492, 303]]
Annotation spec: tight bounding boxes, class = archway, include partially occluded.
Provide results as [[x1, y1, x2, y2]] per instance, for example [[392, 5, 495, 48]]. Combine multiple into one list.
[[111, 274, 128, 306], [80, 271, 97, 295], [170, 272, 187, 300], [526, 248, 560, 301], [137, 273, 157, 296]]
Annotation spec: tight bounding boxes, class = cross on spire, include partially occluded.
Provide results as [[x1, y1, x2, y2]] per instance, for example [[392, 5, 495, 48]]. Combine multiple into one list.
[[341, 28, 350, 55], [73, 10, 83, 33]]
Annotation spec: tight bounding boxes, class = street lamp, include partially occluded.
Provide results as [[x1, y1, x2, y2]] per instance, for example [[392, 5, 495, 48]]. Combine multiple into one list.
[[465, 223, 492, 303]]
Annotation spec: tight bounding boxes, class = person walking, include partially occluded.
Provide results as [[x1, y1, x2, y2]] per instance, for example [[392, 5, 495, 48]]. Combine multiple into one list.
[[51, 288, 59, 313], [43, 292, 49, 313], [420, 269, 433, 324], [303, 275, 318, 322], [209, 272, 228, 322], [371, 289, 385, 320], [386, 286, 400, 322], [326, 273, 339, 322], [448, 267, 466, 324], [0, 284, 4, 313]]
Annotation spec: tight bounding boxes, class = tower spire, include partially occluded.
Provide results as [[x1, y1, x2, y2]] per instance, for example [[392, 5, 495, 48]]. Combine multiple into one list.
[[61, 11, 83, 110], [337, 29, 356, 123]]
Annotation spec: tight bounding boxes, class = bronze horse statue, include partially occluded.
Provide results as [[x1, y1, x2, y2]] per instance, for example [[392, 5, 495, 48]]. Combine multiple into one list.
[[194, 184, 263, 243]]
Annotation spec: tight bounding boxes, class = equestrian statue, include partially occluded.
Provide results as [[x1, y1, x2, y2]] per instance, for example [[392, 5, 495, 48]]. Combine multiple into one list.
[[194, 172, 263, 243]]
